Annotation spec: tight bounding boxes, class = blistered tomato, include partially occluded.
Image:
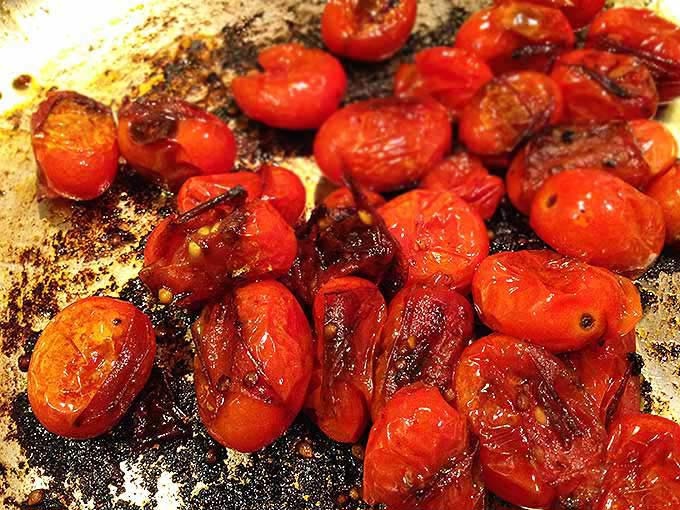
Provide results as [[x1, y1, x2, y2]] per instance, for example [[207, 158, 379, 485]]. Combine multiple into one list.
[[646, 163, 680, 248], [322, 187, 385, 209], [28, 297, 156, 439], [31, 91, 119, 200], [231, 43, 347, 130], [630, 119, 678, 178], [494, 0, 605, 30]]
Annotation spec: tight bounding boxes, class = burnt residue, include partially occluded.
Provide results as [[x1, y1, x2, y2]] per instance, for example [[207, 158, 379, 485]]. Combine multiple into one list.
[[648, 342, 680, 364], [486, 199, 547, 254]]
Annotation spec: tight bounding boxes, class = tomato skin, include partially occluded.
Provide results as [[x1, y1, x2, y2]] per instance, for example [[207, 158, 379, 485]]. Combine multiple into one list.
[[31, 91, 119, 201], [530, 169, 666, 277], [28, 297, 156, 439], [646, 163, 680, 248], [455, 3, 575, 75], [259, 165, 307, 225], [322, 187, 385, 209], [420, 152, 505, 219], [314, 97, 452, 192], [193, 281, 313, 452], [630, 119, 678, 178], [231, 44, 346, 130], [117, 96, 236, 190], [494, 0, 605, 30], [459, 72, 563, 157], [364, 384, 484, 510], [321, 0, 417, 62], [551, 50, 658, 124]]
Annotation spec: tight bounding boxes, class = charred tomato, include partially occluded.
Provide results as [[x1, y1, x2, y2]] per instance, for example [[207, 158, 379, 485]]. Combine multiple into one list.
[[322, 187, 385, 210], [494, 0, 605, 30], [645, 163, 680, 249]]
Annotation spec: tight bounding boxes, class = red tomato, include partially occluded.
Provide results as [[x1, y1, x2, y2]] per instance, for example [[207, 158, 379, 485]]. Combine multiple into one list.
[[31, 91, 119, 201], [598, 414, 680, 510], [259, 165, 307, 225], [586, 8, 680, 102], [322, 187, 385, 209], [551, 49, 658, 123], [321, 0, 417, 62], [28, 297, 156, 439], [394, 47, 493, 120], [455, 3, 575, 75], [371, 282, 473, 419], [231, 43, 346, 130], [305, 277, 386, 442], [494, 0, 605, 30], [420, 152, 505, 219], [530, 169, 666, 277], [459, 72, 563, 157], [455, 334, 607, 509], [364, 384, 485, 510], [630, 119, 678, 178], [193, 281, 313, 452], [118, 95, 236, 190], [314, 97, 451, 192], [646, 163, 680, 248]]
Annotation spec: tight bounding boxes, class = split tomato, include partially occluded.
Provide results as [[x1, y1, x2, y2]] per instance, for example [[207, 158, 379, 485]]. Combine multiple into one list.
[[493, 0, 605, 30], [646, 163, 680, 249], [630, 119, 678, 178]]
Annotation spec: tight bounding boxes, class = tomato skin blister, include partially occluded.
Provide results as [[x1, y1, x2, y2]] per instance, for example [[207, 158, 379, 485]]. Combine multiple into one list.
[[646, 163, 680, 249], [493, 0, 605, 30]]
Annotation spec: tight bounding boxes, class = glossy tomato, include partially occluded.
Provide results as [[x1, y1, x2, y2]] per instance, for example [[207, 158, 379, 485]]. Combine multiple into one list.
[[364, 384, 485, 510], [31, 91, 119, 200], [231, 43, 346, 130], [193, 281, 313, 452], [630, 119, 678, 178], [494, 0, 605, 30], [530, 169, 665, 277], [646, 163, 680, 248], [28, 297, 156, 439], [305, 277, 386, 443], [322, 187, 385, 210], [321, 0, 417, 62], [259, 164, 307, 225]]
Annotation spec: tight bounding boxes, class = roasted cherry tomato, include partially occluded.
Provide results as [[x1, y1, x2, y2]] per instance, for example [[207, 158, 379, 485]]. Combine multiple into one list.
[[586, 7, 680, 102], [420, 152, 505, 220], [231, 43, 347, 130], [551, 49, 658, 123], [28, 297, 156, 439], [31, 91, 119, 200], [455, 334, 606, 509], [364, 384, 485, 510], [372, 282, 473, 419], [305, 277, 386, 443], [530, 169, 666, 277], [459, 72, 563, 157], [322, 187, 385, 209], [321, 0, 417, 62], [597, 414, 680, 510], [455, 3, 574, 75], [646, 163, 680, 248], [494, 0, 605, 30], [177, 172, 262, 213], [394, 47, 493, 120], [118, 95, 236, 190], [630, 119, 678, 178], [193, 281, 313, 452], [379, 190, 489, 291], [472, 250, 642, 353]]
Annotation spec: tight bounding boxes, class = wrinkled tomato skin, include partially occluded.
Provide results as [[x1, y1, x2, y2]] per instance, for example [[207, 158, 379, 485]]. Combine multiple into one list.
[[394, 47, 493, 120], [28, 297, 156, 439], [379, 190, 489, 291], [193, 281, 313, 452], [630, 119, 678, 178], [420, 152, 505, 219], [305, 277, 386, 443], [322, 187, 385, 209], [646, 163, 680, 248], [455, 3, 575, 75], [455, 334, 607, 510], [459, 72, 563, 157], [530, 169, 666, 277], [321, 0, 417, 62], [364, 384, 485, 510], [472, 250, 642, 353], [551, 50, 658, 124], [372, 282, 474, 419], [31, 91, 119, 201], [118, 96, 236, 190], [231, 43, 347, 130], [259, 165, 307, 225], [494, 0, 605, 30], [314, 97, 451, 192]]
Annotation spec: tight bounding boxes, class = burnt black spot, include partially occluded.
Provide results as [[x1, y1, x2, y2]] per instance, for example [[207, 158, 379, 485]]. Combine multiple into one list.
[[546, 194, 557, 208], [627, 352, 644, 377], [561, 129, 576, 144], [579, 313, 594, 330]]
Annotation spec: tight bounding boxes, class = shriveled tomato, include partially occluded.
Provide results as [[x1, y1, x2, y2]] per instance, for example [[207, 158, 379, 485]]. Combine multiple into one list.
[[321, 0, 417, 62], [455, 334, 607, 509], [420, 152, 505, 219], [551, 49, 658, 123], [322, 187, 385, 209], [586, 7, 680, 102], [630, 119, 678, 178], [193, 281, 313, 452], [31, 91, 119, 201], [28, 297, 156, 439], [530, 169, 665, 277], [394, 47, 493, 120], [305, 277, 386, 443], [455, 3, 574, 75], [598, 414, 680, 510], [118, 95, 236, 190], [646, 163, 680, 248], [364, 384, 485, 510], [372, 282, 473, 419], [494, 0, 605, 30], [459, 72, 563, 157], [231, 43, 346, 130]]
